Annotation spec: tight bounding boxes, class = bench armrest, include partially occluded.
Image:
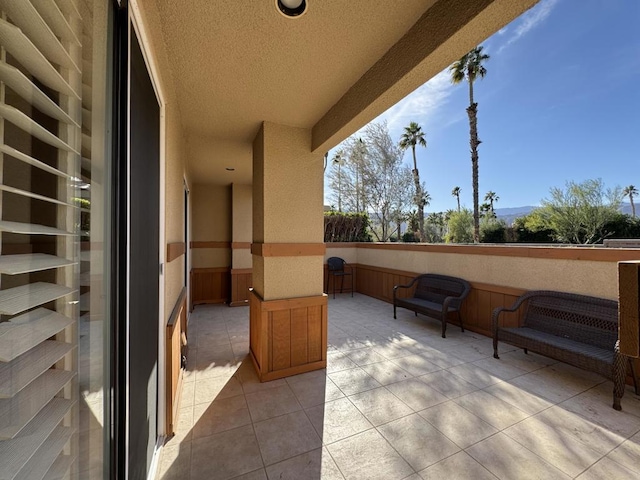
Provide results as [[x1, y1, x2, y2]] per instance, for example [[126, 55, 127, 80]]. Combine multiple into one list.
[[442, 295, 463, 312], [393, 277, 419, 301], [491, 292, 533, 334]]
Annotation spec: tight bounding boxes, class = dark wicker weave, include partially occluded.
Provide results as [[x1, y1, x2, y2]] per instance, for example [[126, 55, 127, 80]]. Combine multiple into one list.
[[393, 274, 471, 338], [326, 257, 353, 299], [492, 290, 634, 411]]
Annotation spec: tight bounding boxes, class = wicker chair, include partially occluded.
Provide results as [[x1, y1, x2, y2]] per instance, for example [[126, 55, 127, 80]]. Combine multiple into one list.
[[326, 257, 353, 299], [492, 290, 637, 411]]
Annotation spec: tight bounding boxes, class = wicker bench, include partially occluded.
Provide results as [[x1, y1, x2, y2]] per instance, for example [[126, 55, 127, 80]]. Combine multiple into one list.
[[393, 274, 471, 338], [492, 290, 636, 411]]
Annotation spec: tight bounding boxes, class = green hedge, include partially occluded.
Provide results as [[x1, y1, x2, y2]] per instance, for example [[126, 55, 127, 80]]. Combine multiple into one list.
[[324, 212, 372, 242]]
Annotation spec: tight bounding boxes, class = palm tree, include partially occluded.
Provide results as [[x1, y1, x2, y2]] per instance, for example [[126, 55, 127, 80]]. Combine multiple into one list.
[[451, 186, 461, 212], [450, 45, 490, 243], [399, 122, 427, 242], [623, 185, 638, 217], [480, 202, 493, 219], [484, 191, 499, 215]]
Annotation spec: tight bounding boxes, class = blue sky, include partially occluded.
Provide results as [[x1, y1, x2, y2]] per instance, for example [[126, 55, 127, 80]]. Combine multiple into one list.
[[325, 0, 640, 213]]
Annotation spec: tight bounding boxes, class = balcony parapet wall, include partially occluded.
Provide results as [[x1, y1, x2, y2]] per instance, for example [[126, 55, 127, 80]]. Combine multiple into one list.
[[327, 243, 640, 301]]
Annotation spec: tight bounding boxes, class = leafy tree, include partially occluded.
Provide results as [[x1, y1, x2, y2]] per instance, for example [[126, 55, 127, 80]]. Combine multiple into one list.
[[328, 152, 346, 212], [399, 122, 428, 242], [540, 179, 623, 244], [451, 186, 461, 212], [327, 139, 367, 214], [360, 122, 414, 242], [623, 185, 638, 217], [450, 46, 490, 243], [445, 208, 474, 243]]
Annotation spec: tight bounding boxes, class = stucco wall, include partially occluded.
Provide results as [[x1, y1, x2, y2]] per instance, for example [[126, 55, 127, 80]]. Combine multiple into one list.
[[232, 184, 252, 243], [163, 102, 187, 318], [191, 184, 231, 268], [232, 184, 252, 270], [323, 246, 357, 264], [345, 244, 636, 300], [252, 123, 324, 300], [261, 123, 324, 244], [192, 184, 231, 242]]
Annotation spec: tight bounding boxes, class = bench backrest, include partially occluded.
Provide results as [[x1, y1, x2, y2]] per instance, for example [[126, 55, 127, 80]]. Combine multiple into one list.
[[414, 274, 470, 304], [523, 291, 618, 350]]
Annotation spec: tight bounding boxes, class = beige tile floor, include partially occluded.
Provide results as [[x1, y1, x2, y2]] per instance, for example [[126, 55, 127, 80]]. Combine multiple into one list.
[[156, 294, 640, 480]]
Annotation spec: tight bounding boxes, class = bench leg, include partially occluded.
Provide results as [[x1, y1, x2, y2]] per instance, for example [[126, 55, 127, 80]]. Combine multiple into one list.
[[493, 337, 499, 359], [629, 358, 638, 396], [457, 311, 464, 333], [441, 314, 447, 338], [613, 343, 626, 411], [393, 304, 397, 320]]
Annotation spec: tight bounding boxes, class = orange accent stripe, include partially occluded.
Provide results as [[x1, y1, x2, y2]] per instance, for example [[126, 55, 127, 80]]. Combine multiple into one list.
[[166, 242, 185, 262], [190, 241, 231, 249]]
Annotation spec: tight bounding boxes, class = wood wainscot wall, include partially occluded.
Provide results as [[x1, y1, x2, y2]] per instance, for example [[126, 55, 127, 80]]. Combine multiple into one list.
[[191, 267, 231, 305], [230, 268, 253, 306], [190, 240, 232, 305], [165, 287, 187, 436], [354, 263, 526, 337], [249, 289, 328, 382]]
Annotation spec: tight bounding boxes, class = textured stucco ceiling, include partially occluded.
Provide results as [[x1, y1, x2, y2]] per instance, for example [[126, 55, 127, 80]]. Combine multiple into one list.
[[139, 0, 537, 185]]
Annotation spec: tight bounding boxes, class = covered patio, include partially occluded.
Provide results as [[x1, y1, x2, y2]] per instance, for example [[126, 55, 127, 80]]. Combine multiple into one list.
[[157, 294, 640, 480]]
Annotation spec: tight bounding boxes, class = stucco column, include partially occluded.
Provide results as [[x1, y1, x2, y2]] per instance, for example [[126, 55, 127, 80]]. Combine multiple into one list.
[[230, 184, 253, 306], [249, 122, 328, 381]]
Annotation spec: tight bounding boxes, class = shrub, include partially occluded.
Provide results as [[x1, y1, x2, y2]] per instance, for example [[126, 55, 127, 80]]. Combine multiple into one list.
[[601, 213, 640, 241], [402, 231, 420, 243], [480, 220, 507, 243], [324, 212, 372, 242]]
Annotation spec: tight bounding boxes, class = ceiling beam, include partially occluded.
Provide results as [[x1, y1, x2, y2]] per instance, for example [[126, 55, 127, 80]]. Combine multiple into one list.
[[311, 0, 538, 153]]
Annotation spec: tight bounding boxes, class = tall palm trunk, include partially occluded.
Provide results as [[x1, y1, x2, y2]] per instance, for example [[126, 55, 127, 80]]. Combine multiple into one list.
[[467, 76, 481, 242], [411, 145, 425, 241], [456, 195, 460, 212], [631, 193, 636, 217]]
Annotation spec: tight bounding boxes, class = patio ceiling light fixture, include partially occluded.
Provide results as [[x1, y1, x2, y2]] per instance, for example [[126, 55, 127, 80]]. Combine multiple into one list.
[[276, 0, 307, 18]]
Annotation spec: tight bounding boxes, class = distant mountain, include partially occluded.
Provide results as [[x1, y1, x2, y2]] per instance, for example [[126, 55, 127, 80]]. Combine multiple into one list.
[[494, 206, 536, 225], [495, 203, 635, 226], [620, 203, 634, 215]]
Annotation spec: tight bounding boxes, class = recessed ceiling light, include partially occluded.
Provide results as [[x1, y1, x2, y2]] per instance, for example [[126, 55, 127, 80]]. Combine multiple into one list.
[[225, 167, 235, 171], [276, 0, 307, 18]]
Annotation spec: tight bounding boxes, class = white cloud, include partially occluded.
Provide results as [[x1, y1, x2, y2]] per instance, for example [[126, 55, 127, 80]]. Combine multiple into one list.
[[498, 0, 559, 53], [372, 70, 455, 138]]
